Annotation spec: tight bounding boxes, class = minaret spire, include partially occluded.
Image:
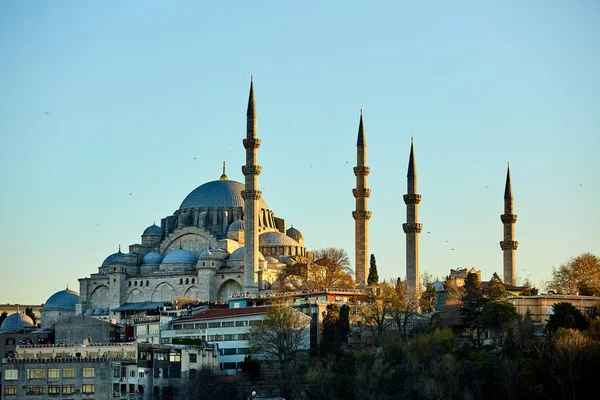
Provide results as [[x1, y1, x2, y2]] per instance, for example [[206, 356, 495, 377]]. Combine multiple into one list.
[[500, 163, 518, 285], [242, 79, 262, 293], [353, 110, 371, 285], [403, 137, 422, 292], [220, 161, 228, 180]]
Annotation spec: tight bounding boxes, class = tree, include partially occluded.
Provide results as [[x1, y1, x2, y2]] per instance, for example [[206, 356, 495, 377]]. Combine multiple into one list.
[[25, 307, 37, 326], [546, 302, 589, 334], [546, 253, 600, 295], [248, 305, 310, 400], [419, 284, 437, 313], [478, 300, 518, 347], [279, 248, 354, 290], [518, 279, 539, 296], [320, 304, 350, 356], [487, 272, 508, 300], [0, 311, 7, 326], [460, 272, 488, 347], [442, 277, 465, 305], [367, 254, 379, 285], [386, 280, 420, 340]]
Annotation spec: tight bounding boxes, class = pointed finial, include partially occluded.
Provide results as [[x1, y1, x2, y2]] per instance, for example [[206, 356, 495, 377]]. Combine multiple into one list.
[[179, 242, 183, 249], [504, 162, 513, 199], [411, 133, 414, 144], [220, 161, 228, 180], [118, 244, 121, 253], [357, 111, 366, 146], [407, 137, 417, 177], [246, 78, 255, 116], [66, 284, 69, 290]]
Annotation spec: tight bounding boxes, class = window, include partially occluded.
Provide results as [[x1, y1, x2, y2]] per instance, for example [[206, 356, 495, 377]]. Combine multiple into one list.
[[129, 281, 132, 287], [238, 348, 251, 355], [195, 322, 207, 329], [26, 386, 45, 395], [4, 369, 18, 380], [180, 279, 183, 284], [249, 320, 259, 326], [154, 352, 168, 361], [138, 385, 144, 393], [82, 384, 95, 394], [48, 385, 60, 394], [134, 281, 137, 286], [214, 335, 223, 341], [27, 369, 46, 379], [5, 338, 15, 345], [182, 323, 194, 329], [129, 384, 135, 393], [191, 278, 195, 284], [62, 384, 75, 394], [83, 367, 95, 378], [130, 370, 136, 378], [208, 322, 221, 328], [189, 353, 197, 363], [139, 371, 145, 378], [173, 324, 182, 330], [113, 365, 121, 378], [4, 386, 17, 395], [237, 333, 248, 340], [224, 334, 235, 341], [169, 352, 181, 362], [235, 321, 247, 327], [221, 348, 236, 356], [186, 278, 189, 284], [221, 362, 237, 369], [222, 321, 234, 328], [48, 368, 60, 379], [146, 280, 149, 286], [63, 368, 75, 378]]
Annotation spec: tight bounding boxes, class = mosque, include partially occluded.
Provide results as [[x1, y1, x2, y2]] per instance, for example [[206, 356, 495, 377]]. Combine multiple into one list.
[[76, 81, 310, 318]]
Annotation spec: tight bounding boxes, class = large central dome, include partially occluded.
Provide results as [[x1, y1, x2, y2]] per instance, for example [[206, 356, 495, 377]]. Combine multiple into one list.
[[179, 180, 269, 211]]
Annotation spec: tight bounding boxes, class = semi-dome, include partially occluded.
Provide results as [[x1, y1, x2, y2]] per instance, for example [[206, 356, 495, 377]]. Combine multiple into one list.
[[143, 224, 163, 236], [44, 288, 80, 311], [260, 231, 301, 247], [264, 256, 280, 264], [286, 226, 303, 240], [229, 247, 265, 262], [101, 253, 119, 267], [1, 312, 34, 331], [179, 180, 269, 211], [162, 249, 197, 264], [228, 219, 244, 232], [142, 251, 163, 265]]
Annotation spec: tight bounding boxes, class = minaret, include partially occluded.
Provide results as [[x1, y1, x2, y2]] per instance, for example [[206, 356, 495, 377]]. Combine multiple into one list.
[[500, 163, 518, 285], [241, 78, 262, 293], [352, 110, 371, 285], [402, 138, 422, 292]]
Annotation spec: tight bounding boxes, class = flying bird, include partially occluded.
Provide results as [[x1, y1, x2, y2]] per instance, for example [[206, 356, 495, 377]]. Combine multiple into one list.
[[44, 111, 50, 115]]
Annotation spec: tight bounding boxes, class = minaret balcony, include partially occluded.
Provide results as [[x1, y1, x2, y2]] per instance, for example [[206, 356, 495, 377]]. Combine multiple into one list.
[[352, 188, 371, 198], [241, 189, 263, 200], [353, 166, 370, 176], [402, 222, 423, 233], [352, 210, 372, 221], [500, 240, 519, 250], [403, 194, 422, 204], [243, 138, 261, 149], [501, 214, 517, 223], [242, 165, 262, 176]]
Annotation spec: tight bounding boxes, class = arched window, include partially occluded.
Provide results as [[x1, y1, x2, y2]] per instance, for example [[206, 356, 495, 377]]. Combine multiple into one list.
[[180, 279, 183, 285], [186, 278, 189, 284], [128, 281, 131, 287], [134, 281, 137, 286], [192, 278, 195, 284], [146, 280, 149, 286]]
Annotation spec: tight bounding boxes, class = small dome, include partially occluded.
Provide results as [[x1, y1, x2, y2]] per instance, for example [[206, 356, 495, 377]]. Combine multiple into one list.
[[286, 226, 303, 240], [1, 312, 34, 331], [111, 253, 127, 264], [84, 309, 94, 315], [142, 251, 163, 265], [101, 253, 119, 267], [265, 256, 280, 264], [44, 288, 80, 311], [143, 224, 163, 237], [162, 249, 197, 265], [93, 309, 105, 316], [259, 231, 301, 247], [198, 249, 214, 260], [228, 219, 245, 232], [229, 247, 265, 262]]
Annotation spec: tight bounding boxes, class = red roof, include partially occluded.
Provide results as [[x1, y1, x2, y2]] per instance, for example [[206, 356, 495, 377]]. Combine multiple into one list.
[[179, 306, 271, 321]]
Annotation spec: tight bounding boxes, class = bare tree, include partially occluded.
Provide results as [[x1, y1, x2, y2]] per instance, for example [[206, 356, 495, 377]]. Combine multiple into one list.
[[546, 253, 600, 295], [278, 248, 354, 290]]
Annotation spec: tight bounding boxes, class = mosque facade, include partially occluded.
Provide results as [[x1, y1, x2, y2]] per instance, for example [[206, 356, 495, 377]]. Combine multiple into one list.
[[77, 82, 307, 317]]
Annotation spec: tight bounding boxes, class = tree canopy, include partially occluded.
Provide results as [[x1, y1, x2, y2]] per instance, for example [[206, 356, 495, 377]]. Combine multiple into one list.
[[546, 253, 600, 295], [546, 302, 589, 334], [278, 248, 354, 290], [486, 272, 508, 300], [367, 254, 379, 285]]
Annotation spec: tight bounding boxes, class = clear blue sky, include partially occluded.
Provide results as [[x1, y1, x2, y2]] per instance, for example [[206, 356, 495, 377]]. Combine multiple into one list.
[[1, 1, 598, 304]]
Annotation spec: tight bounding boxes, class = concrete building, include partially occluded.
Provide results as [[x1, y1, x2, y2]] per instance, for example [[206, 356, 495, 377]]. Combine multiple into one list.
[[507, 294, 600, 334], [161, 306, 310, 375], [352, 111, 371, 285], [403, 138, 422, 292], [500, 163, 518, 285], [1, 342, 218, 400]]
